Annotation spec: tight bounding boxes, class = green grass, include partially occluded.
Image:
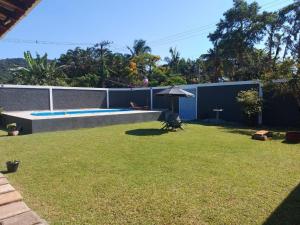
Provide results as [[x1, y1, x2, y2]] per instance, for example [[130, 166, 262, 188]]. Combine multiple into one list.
[[0, 122, 299, 225]]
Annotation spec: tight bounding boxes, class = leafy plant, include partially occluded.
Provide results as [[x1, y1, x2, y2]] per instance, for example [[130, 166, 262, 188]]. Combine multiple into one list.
[[6, 123, 18, 132], [263, 59, 300, 122], [12, 51, 67, 86], [236, 89, 263, 124], [161, 74, 187, 86]]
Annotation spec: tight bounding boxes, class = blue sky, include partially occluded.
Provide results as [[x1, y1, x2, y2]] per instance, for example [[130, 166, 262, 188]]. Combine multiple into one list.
[[0, 0, 293, 60]]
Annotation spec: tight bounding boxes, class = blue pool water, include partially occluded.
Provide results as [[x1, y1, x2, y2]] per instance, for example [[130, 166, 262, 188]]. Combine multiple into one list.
[[31, 109, 132, 117]]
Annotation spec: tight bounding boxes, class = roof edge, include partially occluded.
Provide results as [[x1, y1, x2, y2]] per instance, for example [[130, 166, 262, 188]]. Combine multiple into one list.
[[0, 0, 42, 39]]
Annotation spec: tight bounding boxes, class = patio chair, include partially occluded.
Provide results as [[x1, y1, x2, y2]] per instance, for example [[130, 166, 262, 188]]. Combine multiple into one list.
[[161, 111, 183, 131], [129, 102, 149, 110]]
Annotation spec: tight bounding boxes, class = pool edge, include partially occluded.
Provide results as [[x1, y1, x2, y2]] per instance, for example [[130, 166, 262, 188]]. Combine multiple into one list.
[[1, 111, 164, 134]]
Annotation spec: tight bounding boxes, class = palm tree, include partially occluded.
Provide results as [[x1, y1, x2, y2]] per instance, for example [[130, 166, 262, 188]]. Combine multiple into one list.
[[93, 41, 112, 87], [127, 39, 151, 57], [165, 47, 180, 73]]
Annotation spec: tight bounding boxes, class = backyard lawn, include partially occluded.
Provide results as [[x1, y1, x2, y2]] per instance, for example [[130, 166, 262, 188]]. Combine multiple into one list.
[[0, 122, 299, 225]]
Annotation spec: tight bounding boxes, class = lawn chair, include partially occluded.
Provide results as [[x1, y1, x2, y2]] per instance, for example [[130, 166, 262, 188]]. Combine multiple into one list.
[[129, 102, 149, 110], [161, 111, 183, 131]]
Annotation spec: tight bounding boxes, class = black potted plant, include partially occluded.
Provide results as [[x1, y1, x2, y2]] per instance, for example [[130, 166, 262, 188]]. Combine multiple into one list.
[[285, 131, 300, 143], [6, 160, 20, 173], [6, 123, 19, 136]]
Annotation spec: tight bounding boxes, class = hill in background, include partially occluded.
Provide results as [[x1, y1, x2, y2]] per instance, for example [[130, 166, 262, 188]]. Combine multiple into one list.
[[0, 58, 26, 83]]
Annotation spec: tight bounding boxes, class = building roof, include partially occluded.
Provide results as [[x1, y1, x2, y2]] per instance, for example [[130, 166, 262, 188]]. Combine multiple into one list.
[[0, 0, 40, 38]]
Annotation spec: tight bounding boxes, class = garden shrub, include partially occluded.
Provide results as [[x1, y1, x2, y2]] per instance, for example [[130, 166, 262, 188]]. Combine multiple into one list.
[[236, 89, 263, 125]]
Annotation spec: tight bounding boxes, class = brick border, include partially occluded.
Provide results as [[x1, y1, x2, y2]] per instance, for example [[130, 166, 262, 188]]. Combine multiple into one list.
[[0, 173, 47, 225]]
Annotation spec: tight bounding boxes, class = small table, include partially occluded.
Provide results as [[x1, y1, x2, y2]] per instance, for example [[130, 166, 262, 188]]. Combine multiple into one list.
[[213, 109, 223, 121]]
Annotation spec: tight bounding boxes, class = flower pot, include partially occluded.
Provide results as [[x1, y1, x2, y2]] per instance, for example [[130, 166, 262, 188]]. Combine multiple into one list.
[[285, 131, 300, 143], [8, 130, 19, 136], [6, 161, 20, 173]]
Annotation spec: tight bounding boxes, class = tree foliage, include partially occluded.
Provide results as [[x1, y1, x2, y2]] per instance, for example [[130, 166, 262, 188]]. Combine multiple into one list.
[[236, 89, 263, 124], [127, 39, 151, 57], [12, 52, 66, 86]]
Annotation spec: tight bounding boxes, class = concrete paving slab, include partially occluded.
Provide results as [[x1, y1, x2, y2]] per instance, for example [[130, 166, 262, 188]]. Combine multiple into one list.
[[0, 210, 43, 225], [0, 178, 9, 186], [0, 184, 15, 194], [0, 201, 30, 220], [0, 191, 22, 206]]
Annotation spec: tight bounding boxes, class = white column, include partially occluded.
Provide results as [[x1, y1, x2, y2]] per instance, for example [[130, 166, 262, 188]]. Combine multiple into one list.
[[49, 87, 53, 111], [150, 88, 153, 110], [106, 89, 109, 109], [258, 82, 263, 125]]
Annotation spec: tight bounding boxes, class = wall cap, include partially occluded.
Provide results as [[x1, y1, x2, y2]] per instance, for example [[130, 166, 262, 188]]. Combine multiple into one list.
[[1, 79, 287, 91], [0, 80, 261, 91]]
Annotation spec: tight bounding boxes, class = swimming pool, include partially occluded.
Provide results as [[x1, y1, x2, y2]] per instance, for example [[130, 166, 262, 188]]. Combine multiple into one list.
[[2, 108, 163, 134], [31, 109, 132, 116]]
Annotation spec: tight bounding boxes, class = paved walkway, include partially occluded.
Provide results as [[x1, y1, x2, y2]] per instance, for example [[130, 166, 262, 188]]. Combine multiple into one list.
[[0, 173, 47, 225]]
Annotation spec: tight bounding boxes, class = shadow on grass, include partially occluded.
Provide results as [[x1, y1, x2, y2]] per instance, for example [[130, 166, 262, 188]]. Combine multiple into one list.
[[281, 140, 300, 145], [125, 129, 168, 136], [188, 121, 288, 141], [221, 127, 286, 141], [0, 126, 7, 137], [0, 170, 11, 174], [263, 182, 300, 225]]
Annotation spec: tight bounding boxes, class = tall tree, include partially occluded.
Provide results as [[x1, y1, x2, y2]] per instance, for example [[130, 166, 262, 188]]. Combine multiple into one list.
[[279, 1, 300, 66], [91, 41, 113, 87], [127, 39, 151, 57], [106, 53, 132, 88], [165, 47, 180, 73], [264, 1, 300, 114], [201, 47, 223, 82], [263, 11, 283, 70], [127, 39, 157, 83], [58, 47, 97, 86], [207, 0, 266, 80]]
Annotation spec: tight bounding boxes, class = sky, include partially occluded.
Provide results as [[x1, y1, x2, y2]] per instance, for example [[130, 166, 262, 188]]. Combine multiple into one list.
[[0, 0, 294, 60]]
